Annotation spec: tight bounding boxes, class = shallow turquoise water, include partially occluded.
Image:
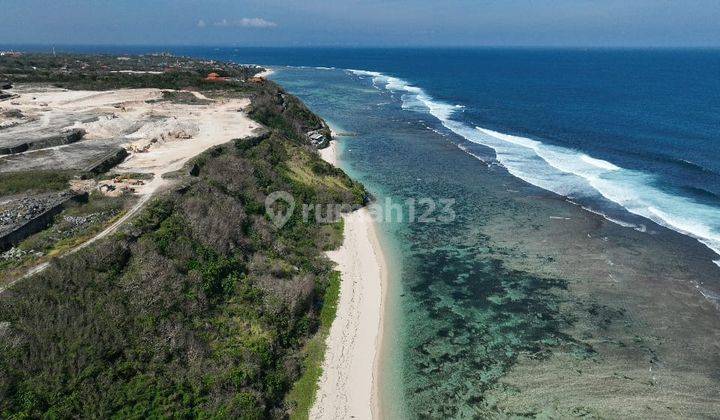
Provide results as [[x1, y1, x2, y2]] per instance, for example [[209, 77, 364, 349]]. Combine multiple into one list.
[[9, 46, 720, 415], [271, 67, 591, 417], [42, 46, 720, 263]]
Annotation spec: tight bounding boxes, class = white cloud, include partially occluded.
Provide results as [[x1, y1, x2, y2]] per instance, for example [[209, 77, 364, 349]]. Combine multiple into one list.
[[211, 17, 277, 28], [239, 18, 277, 28], [197, 19, 207, 28]]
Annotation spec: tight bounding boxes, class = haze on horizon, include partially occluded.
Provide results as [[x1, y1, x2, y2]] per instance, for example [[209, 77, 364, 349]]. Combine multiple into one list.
[[2, 0, 719, 48]]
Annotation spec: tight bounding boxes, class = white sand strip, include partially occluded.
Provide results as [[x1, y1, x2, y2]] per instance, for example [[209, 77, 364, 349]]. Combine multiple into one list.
[[319, 140, 338, 166], [310, 140, 386, 419]]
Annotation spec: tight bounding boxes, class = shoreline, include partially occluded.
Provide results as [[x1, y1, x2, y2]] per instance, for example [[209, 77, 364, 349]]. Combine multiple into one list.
[[310, 139, 388, 419], [251, 59, 720, 416], [370, 212, 389, 420], [255, 67, 275, 79]]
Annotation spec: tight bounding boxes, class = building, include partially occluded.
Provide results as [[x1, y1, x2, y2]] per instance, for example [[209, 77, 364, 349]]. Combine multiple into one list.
[[204, 72, 227, 82], [306, 130, 330, 148]]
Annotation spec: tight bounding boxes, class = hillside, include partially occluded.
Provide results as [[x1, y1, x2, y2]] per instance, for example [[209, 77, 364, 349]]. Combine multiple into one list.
[[0, 53, 366, 418]]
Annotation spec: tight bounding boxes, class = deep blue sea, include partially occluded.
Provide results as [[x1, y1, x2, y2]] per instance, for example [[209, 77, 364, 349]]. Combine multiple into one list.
[[268, 48, 720, 263], [16, 45, 719, 262], [9, 46, 720, 415], [265, 48, 720, 260]]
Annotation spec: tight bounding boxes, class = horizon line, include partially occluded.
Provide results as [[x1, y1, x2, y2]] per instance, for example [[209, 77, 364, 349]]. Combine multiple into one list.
[[2, 43, 719, 51]]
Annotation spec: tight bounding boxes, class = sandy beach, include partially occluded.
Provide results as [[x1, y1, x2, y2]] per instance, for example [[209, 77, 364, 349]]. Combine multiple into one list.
[[310, 139, 387, 419]]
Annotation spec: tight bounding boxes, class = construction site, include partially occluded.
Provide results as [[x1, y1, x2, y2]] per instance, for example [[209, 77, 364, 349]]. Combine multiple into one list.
[[0, 72, 264, 281]]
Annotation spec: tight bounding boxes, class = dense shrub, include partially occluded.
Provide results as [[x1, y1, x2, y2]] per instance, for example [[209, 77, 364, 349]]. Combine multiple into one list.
[[0, 84, 365, 418]]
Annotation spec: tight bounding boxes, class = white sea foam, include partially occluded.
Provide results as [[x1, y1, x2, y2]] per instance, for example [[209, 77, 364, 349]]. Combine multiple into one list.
[[580, 154, 621, 171], [347, 69, 720, 263], [472, 129, 720, 263], [574, 203, 639, 229], [349, 69, 462, 121]]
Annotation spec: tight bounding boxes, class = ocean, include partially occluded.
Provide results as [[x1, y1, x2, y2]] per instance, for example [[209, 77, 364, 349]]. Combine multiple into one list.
[[30, 46, 720, 263], [269, 48, 720, 265], [14, 46, 720, 416]]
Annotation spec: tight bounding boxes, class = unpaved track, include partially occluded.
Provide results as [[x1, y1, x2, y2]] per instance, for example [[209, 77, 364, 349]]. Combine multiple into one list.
[[0, 177, 164, 294], [0, 87, 261, 294]]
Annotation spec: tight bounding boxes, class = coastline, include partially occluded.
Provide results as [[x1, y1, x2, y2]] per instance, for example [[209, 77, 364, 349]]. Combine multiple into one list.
[[243, 56, 720, 417], [255, 67, 275, 78], [0, 53, 388, 417], [310, 139, 388, 419]]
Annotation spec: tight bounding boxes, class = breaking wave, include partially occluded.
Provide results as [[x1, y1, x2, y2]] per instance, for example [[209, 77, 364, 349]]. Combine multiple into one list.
[[348, 69, 720, 264]]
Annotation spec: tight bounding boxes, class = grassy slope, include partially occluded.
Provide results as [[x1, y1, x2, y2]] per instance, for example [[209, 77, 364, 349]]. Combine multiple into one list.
[[0, 55, 366, 418], [0, 170, 77, 196], [0, 192, 133, 282], [286, 270, 341, 420], [0, 133, 363, 419]]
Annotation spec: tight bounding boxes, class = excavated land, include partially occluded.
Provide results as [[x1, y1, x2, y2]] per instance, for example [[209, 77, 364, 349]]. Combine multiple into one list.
[[0, 138, 128, 173], [0, 191, 86, 250], [0, 83, 261, 252]]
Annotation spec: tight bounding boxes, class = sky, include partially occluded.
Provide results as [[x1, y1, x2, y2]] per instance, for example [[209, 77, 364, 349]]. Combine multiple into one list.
[[1, 0, 719, 47]]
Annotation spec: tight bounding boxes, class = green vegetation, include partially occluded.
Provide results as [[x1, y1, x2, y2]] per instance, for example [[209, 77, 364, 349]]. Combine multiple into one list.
[[286, 270, 341, 419], [0, 71, 366, 416], [0, 53, 262, 92], [0, 170, 76, 195], [249, 83, 331, 142], [0, 192, 131, 281], [20, 192, 130, 254], [148, 90, 213, 105]]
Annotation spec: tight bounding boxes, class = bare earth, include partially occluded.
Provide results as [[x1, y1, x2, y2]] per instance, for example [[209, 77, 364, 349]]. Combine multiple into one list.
[[6, 86, 389, 416], [310, 140, 388, 419], [2, 86, 261, 281], [6, 86, 260, 185]]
